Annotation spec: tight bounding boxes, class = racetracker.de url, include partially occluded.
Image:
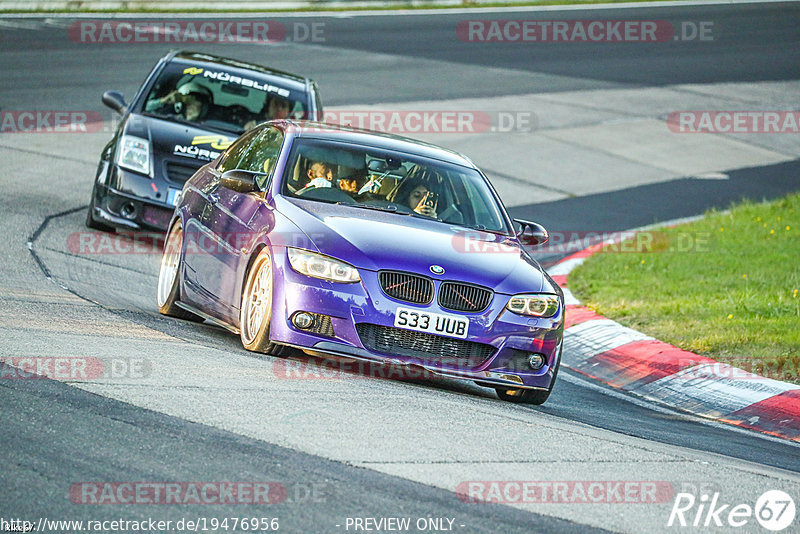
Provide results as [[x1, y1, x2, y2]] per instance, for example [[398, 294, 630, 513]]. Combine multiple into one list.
[[0, 517, 279, 533]]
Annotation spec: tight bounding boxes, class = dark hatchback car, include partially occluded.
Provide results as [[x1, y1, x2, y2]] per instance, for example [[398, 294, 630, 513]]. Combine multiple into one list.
[[86, 50, 324, 232]]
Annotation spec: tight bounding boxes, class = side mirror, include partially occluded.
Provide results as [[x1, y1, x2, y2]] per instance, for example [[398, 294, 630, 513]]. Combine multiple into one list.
[[102, 91, 127, 114], [515, 219, 549, 246], [220, 169, 264, 193]]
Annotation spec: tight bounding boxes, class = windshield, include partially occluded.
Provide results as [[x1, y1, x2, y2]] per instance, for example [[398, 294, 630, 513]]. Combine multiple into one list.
[[141, 62, 310, 134], [281, 139, 511, 234]]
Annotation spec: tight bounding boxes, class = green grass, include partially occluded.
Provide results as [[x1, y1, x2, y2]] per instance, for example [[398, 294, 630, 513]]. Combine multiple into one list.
[[569, 193, 800, 382], [0, 0, 695, 13]]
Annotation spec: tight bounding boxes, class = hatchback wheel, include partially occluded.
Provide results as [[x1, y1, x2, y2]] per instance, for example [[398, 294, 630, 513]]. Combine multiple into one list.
[[157, 221, 202, 321]]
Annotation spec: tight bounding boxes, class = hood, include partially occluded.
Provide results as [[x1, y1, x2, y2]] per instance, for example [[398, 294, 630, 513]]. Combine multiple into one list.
[[124, 114, 237, 181], [275, 197, 548, 295]]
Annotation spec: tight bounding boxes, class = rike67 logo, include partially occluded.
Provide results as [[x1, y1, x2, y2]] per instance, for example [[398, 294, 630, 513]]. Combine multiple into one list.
[[668, 490, 795, 531]]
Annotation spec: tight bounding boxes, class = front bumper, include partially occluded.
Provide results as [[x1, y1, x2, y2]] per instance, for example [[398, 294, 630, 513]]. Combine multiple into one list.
[[267, 249, 564, 390], [90, 165, 178, 231]]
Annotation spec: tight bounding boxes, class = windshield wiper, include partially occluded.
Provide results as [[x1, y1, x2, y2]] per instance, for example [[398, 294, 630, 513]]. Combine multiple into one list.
[[207, 123, 244, 135], [406, 211, 443, 223], [342, 203, 442, 221], [338, 203, 402, 214], [141, 112, 242, 134], [339, 202, 452, 223], [141, 111, 197, 128]]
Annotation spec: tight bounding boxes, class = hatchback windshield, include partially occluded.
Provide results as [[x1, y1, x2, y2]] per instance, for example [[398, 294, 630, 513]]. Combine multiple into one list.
[[282, 139, 511, 234], [141, 62, 311, 133]]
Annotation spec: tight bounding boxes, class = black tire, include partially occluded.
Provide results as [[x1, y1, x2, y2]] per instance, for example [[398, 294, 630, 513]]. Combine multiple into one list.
[[496, 347, 561, 405], [156, 221, 203, 322], [239, 249, 291, 356]]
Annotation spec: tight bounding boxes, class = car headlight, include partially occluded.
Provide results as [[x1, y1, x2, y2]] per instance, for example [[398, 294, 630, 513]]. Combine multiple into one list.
[[506, 294, 560, 317], [287, 248, 361, 283], [117, 134, 151, 176]]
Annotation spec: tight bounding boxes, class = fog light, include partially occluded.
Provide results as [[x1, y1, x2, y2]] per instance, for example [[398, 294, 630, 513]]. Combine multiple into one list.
[[292, 312, 315, 329], [120, 202, 137, 219], [528, 353, 546, 371]]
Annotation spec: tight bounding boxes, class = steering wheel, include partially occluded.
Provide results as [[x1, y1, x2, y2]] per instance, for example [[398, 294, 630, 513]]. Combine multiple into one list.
[[227, 104, 252, 126]]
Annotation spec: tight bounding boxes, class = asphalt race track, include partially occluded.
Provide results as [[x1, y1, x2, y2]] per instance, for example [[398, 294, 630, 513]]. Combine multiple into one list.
[[1, 2, 800, 533]]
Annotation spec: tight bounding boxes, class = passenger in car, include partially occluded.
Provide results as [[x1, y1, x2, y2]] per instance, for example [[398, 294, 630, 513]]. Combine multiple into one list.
[[303, 161, 334, 189], [244, 95, 291, 130]]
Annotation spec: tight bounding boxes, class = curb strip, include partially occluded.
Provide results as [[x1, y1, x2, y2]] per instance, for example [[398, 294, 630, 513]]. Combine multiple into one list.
[[548, 244, 800, 443]]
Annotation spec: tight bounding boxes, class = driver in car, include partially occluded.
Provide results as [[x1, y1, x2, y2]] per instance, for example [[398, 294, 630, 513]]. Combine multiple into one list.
[[244, 95, 291, 130], [388, 176, 439, 218], [337, 167, 368, 195], [146, 81, 213, 122]]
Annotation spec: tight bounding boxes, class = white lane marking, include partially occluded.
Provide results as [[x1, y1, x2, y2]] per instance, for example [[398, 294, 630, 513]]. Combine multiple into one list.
[[561, 286, 581, 306], [693, 172, 730, 180], [630, 214, 709, 231], [635, 363, 800, 416], [0, 20, 44, 29], [547, 256, 585, 276], [559, 369, 800, 449]]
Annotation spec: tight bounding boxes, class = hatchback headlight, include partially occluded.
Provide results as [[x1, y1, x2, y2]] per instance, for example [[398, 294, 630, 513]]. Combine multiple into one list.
[[506, 294, 560, 317], [117, 134, 151, 176], [287, 248, 360, 283]]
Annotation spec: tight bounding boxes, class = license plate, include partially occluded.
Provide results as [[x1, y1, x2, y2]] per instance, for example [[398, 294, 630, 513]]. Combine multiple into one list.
[[394, 307, 468, 339], [167, 188, 181, 206]]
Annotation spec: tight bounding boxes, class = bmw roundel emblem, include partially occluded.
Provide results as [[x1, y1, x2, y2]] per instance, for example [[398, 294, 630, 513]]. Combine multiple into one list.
[[430, 265, 445, 275]]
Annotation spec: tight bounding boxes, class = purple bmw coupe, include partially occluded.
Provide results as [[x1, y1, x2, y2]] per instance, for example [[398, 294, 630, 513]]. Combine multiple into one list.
[[157, 120, 564, 404]]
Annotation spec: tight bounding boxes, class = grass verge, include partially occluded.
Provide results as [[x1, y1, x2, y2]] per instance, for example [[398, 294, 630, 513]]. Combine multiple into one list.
[[569, 193, 800, 382]]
